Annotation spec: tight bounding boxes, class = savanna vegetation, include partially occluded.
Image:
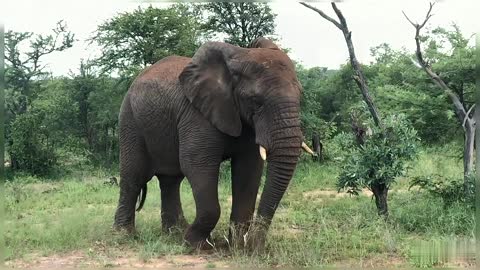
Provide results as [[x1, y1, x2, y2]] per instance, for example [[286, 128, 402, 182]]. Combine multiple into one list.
[[3, 2, 475, 268]]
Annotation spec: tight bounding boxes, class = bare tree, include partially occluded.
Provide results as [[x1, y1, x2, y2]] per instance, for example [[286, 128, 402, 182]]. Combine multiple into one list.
[[300, 2, 391, 217], [300, 2, 382, 128], [403, 2, 476, 192]]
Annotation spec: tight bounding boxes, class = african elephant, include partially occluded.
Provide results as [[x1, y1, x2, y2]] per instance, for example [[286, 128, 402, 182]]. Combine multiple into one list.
[[113, 37, 314, 250]]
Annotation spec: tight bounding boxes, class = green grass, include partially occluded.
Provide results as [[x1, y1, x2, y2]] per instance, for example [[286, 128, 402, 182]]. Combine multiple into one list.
[[395, 144, 463, 189], [3, 149, 474, 268]]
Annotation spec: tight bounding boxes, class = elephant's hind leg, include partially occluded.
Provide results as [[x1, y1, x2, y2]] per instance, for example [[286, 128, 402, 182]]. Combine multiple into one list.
[[157, 175, 188, 231], [113, 131, 153, 233]]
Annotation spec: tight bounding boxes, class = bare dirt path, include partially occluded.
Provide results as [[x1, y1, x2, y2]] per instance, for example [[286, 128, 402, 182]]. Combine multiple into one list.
[[5, 251, 230, 269]]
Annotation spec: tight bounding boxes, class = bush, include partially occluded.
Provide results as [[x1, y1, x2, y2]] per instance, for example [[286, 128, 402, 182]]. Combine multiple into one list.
[[9, 112, 58, 176], [322, 132, 356, 162], [409, 173, 475, 208], [337, 114, 420, 195]]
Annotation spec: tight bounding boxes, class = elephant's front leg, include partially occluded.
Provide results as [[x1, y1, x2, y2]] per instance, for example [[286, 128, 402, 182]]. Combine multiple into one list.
[[183, 167, 221, 250], [229, 146, 264, 247]]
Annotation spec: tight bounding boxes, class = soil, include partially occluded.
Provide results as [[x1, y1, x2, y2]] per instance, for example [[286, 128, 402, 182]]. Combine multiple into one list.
[[5, 250, 230, 269], [6, 251, 474, 269]]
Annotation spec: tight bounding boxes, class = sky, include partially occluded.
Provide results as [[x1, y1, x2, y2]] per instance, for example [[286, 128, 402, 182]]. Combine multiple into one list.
[[1, 0, 478, 76]]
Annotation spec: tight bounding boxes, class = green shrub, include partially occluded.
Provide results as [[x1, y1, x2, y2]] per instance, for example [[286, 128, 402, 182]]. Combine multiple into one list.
[[409, 173, 475, 208], [337, 114, 420, 195], [9, 112, 58, 176], [323, 132, 356, 162]]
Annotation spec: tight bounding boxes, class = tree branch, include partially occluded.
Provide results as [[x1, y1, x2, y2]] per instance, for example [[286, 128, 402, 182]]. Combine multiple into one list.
[[463, 104, 475, 128], [299, 2, 342, 30], [402, 2, 434, 29], [331, 2, 349, 32], [403, 2, 470, 125], [301, 2, 383, 128]]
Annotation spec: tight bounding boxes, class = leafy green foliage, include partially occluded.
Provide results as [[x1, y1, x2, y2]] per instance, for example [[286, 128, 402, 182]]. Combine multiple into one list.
[[68, 64, 126, 166], [323, 132, 356, 162], [296, 64, 338, 141], [409, 173, 475, 208], [201, 2, 277, 47], [9, 113, 57, 176], [337, 114, 420, 194], [91, 4, 204, 75], [425, 25, 475, 106], [8, 79, 80, 176], [5, 21, 74, 95], [4, 22, 75, 174], [366, 50, 458, 143], [366, 25, 475, 143]]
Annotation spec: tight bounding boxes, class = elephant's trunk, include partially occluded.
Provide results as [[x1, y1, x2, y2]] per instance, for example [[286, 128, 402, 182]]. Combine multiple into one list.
[[257, 150, 300, 222], [254, 101, 302, 227]]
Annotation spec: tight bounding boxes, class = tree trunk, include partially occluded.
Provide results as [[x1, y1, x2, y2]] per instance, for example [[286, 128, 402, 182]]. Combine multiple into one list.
[[464, 119, 475, 192], [476, 104, 480, 173], [300, 2, 383, 128], [403, 3, 476, 194], [371, 182, 388, 217], [300, 1, 390, 216], [312, 132, 323, 162]]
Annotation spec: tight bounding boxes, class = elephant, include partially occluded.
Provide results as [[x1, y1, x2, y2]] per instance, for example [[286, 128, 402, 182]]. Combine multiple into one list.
[[113, 37, 314, 250]]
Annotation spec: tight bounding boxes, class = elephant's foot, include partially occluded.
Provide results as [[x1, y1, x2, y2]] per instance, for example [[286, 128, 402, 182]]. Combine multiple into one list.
[[225, 222, 268, 254], [239, 221, 268, 253], [112, 222, 136, 235], [243, 231, 266, 254], [186, 238, 216, 252], [184, 226, 216, 251], [227, 223, 251, 249], [162, 214, 189, 232]]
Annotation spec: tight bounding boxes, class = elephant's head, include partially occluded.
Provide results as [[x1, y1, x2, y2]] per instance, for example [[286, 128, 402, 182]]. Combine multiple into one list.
[[179, 37, 311, 237]]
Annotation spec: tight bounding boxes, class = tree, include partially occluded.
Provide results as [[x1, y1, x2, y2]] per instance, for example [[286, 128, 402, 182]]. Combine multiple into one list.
[[300, 2, 409, 217], [67, 61, 126, 167], [90, 4, 205, 75], [403, 2, 476, 192], [337, 114, 419, 216], [367, 43, 461, 143], [5, 21, 74, 115], [296, 64, 338, 141], [5, 21, 74, 171], [9, 78, 79, 176], [202, 2, 277, 47], [300, 2, 382, 128]]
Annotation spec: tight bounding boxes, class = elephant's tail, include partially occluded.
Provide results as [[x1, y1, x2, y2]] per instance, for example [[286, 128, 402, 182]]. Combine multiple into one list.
[[136, 184, 147, 211]]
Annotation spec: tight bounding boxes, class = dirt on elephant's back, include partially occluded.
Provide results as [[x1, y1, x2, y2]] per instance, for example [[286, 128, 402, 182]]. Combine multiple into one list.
[[5, 251, 230, 269]]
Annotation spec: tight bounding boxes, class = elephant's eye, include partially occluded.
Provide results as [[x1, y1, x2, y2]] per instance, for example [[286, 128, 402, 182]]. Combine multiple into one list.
[[253, 95, 264, 108], [231, 73, 241, 85]]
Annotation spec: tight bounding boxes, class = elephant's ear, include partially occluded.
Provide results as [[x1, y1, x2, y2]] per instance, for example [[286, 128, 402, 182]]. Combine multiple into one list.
[[179, 42, 243, 137], [248, 37, 280, 50]]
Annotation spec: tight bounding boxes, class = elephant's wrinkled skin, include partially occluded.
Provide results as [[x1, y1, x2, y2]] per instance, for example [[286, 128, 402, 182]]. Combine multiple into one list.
[[113, 37, 304, 250]]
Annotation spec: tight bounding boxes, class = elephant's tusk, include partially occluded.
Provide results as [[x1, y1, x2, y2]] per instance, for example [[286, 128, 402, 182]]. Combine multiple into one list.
[[243, 232, 249, 248], [302, 142, 316, 156], [259, 146, 267, 161], [205, 237, 215, 248]]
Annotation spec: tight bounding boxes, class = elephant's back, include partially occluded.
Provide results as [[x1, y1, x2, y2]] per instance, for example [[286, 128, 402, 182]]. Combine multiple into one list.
[[127, 55, 191, 117], [127, 56, 191, 113], [121, 56, 190, 173], [126, 56, 190, 139], [137, 56, 191, 82]]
